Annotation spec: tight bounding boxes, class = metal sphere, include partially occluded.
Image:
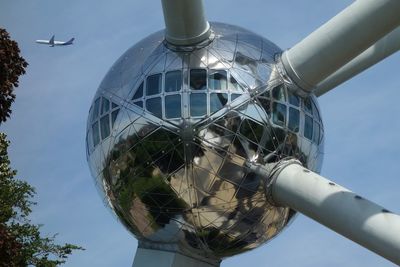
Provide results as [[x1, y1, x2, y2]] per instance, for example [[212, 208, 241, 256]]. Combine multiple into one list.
[[86, 22, 324, 262]]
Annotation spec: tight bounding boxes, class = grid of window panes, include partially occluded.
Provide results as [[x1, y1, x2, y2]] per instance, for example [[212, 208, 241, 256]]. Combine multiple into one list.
[[287, 89, 301, 133], [258, 85, 323, 144], [130, 69, 245, 119], [89, 97, 120, 150], [303, 96, 323, 144]]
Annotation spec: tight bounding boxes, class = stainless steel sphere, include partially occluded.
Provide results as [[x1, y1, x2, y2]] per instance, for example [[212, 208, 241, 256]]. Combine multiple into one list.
[[86, 22, 324, 262]]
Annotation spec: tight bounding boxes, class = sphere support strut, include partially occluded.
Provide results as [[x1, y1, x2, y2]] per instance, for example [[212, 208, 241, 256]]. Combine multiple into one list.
[[161, 0, 211, 45], [281, 0, 400, 92], [261, 160, 400, 265], [315, 27, 400, 97]]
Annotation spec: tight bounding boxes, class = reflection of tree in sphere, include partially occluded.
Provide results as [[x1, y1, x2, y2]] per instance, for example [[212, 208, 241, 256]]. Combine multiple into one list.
[[86, 23, 324, 262]]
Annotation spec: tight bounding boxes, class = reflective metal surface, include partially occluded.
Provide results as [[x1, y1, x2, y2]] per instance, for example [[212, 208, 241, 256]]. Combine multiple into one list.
[[86, 22, 324, 261]]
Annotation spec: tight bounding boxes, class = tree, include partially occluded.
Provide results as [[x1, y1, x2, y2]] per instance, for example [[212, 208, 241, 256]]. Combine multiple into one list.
[[0, 133, 83, 266], [0, 28, 83, 266], [0, 28, 28, 123]]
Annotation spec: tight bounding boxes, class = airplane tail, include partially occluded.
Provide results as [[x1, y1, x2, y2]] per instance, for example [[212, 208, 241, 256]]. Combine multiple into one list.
[[49, 35, 55, 46], [65, 38, 75, 45]]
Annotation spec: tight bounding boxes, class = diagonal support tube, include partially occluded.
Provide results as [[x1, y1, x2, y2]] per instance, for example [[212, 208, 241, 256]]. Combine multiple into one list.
[[161, 0, 211, 46], [261, 160, 400, 265], [281, 0, 400, 93], [315, 27, 400, 97]]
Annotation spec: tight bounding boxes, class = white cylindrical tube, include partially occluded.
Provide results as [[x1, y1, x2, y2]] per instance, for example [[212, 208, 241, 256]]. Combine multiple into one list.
[[315, 27, 400, 97], [281, 0, 400, 92], [161, 0, 211, 46], [270, 162, 400, 265]]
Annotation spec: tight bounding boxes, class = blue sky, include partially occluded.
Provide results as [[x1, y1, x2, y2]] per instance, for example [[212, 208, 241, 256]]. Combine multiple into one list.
[[1, 0, 399, 266]]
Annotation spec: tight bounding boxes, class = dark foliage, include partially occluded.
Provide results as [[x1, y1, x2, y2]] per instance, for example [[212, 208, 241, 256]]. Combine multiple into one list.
[[0, 28, 28, 123]]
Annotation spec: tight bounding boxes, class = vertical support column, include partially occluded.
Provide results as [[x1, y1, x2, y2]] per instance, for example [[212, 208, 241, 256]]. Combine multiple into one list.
[[132, 246, 220, 267]]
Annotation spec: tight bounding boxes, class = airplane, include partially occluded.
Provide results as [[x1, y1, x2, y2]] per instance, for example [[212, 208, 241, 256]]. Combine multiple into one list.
[[35, 35, 74, 47]]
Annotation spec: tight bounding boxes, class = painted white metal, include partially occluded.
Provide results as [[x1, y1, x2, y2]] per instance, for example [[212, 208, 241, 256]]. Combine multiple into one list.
[[271, 162, 400, 265], [161, 0, 211, 45], [316, 27, 400, 96], [132, 247, 219, 267], [281, 0, 400, 92]]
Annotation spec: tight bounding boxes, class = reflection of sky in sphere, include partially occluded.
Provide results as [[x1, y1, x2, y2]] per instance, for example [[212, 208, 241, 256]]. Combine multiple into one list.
[[86, 23, 324, 262]]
